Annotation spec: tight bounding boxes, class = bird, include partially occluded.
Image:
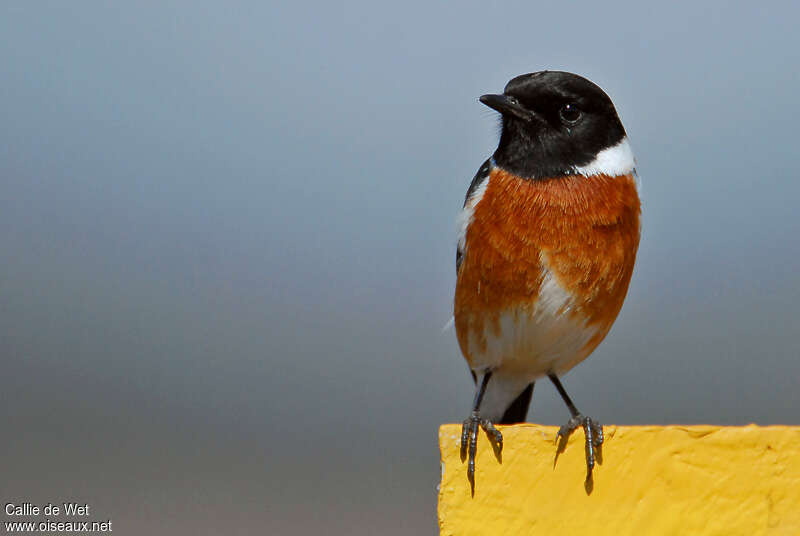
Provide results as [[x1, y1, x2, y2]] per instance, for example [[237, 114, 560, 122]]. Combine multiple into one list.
[[454, 71, 641, 489]]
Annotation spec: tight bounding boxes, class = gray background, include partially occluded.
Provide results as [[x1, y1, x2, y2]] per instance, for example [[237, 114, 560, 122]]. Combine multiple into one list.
[[1, 1, 798, 534]]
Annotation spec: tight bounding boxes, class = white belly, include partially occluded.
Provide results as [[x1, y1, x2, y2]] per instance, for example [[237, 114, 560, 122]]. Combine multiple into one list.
[[467, 272, 600, 421], [465, 270, 600, 380]]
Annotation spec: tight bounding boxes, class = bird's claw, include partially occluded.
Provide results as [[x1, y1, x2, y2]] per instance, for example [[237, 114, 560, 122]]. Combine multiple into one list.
[[555, 414, 603, 476], [460, 411, 502, 493]]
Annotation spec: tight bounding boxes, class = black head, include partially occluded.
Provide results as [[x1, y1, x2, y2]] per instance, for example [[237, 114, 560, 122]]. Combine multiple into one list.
[[480, 71, 628, 179]]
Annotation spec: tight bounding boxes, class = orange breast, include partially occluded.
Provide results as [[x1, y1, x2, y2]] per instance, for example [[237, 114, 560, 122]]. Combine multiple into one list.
[[454, 167, 641, 370]]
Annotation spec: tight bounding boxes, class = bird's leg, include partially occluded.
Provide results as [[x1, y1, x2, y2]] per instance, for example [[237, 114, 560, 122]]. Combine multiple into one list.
[[548, 374, 603, 477], [460, 371, 502, 494]]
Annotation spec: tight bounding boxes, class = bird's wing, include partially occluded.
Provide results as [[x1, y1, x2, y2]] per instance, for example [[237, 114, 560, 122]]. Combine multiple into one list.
[[456, 159, 491, 272]]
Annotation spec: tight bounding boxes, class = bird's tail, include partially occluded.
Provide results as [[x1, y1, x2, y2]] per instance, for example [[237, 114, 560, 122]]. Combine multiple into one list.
[[499, 382, 534, 424]]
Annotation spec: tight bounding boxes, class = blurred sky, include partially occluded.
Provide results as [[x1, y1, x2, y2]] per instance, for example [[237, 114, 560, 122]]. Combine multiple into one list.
[[1, 1, 799, 535]]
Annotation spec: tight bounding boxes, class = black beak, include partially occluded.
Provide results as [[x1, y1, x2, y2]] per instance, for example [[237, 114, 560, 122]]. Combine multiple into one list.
[[479, 94, 538, 122]]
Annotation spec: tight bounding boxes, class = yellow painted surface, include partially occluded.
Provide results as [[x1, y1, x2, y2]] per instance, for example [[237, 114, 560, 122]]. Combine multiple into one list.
[[439, 424, 800, 535]]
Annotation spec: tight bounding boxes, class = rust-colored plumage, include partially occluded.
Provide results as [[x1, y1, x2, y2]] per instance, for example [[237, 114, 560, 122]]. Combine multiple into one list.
[[454, 168, 641, 372]]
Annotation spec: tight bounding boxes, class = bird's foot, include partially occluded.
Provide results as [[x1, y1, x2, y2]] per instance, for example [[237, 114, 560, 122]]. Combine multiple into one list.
[[460, 411, 502, 494], [555, 414, 603, 477]]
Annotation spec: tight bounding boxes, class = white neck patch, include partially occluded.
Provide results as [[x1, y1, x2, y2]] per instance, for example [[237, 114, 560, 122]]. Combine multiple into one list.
[[573, 137, 635, 177]]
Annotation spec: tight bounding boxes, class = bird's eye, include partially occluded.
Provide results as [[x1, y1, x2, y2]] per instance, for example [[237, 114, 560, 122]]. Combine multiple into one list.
[[559, 103, 582, 124]]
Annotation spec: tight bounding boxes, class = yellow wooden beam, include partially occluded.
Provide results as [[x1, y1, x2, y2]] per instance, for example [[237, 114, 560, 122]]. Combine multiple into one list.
[[438, 424, 800, 535]]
